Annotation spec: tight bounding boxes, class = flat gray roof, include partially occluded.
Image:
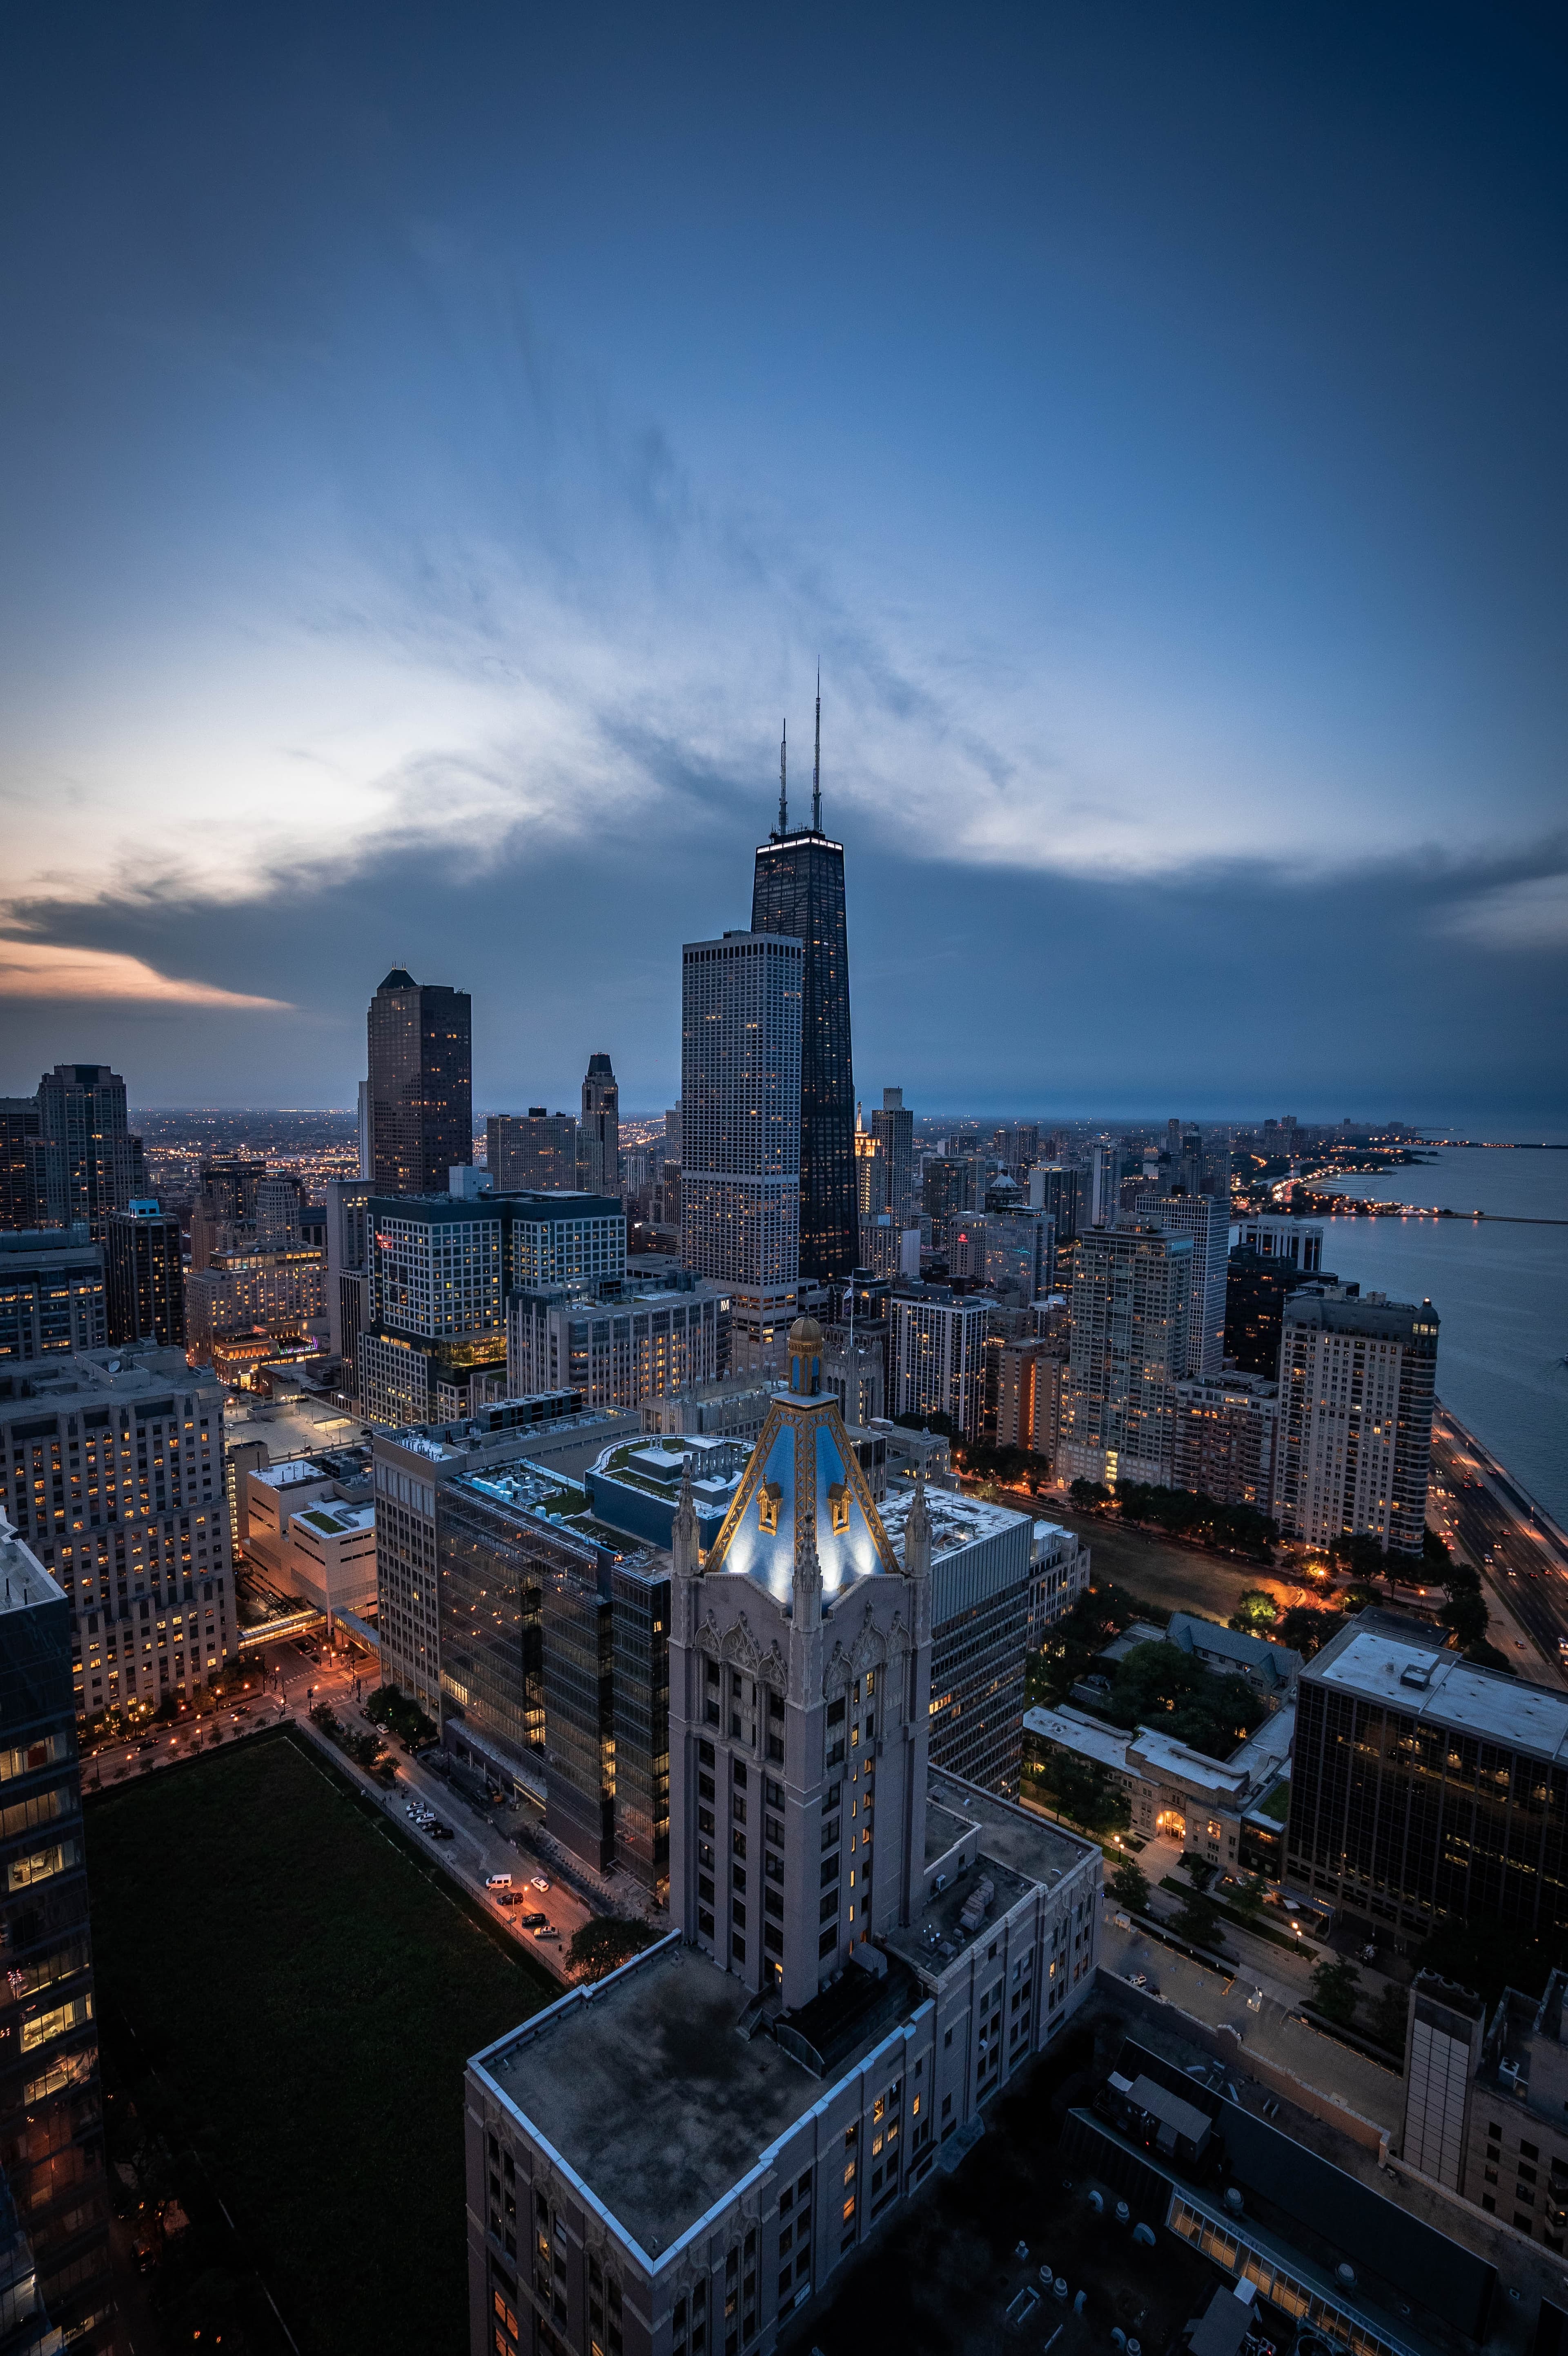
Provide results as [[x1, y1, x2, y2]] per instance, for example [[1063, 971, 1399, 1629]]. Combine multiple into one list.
[[1310, 1615, 1568, 1762], [925, 1771, 1089, 1885], [477, 1944, 849, 2258]]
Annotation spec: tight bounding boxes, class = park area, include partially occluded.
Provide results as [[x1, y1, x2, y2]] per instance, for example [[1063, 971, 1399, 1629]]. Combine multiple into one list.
[[86, 1727, 557, 2355]]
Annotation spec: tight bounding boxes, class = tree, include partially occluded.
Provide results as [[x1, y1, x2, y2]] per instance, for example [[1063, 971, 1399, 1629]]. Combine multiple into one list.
[[568, 1917, 654, 1982], [1230, 1590, 1278, 1632], [1109, 1861, 1149, 1914], [1309, 1960, 1361, 2026], [1035, 1751, 1131, 1836], [365, 1683, 437, 1746], [1277, 1606, 1338, 1659], [1463, 1639, 1515, 1673], [1173, 1892, 1223, 1950], [1423, 1526, 1453, 1568], [1370, 1983, 1410, 2055], [1439, 1591, 1490, 1649], [1069, 1479, 1112, 1512], [1230, 1873, 1267, 1923], [1178, 1851, 1216, 1891]]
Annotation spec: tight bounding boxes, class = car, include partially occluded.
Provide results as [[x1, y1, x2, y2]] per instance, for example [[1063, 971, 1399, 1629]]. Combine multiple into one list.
[[430, 1823, 454, 1840], [486, 1873, 513, 1890], [530, 1874, 551, 1892], [1127, 1970, 1147, 1988], [531, 1924, 561, 1942], [520, 1911, 548, 1928], [496, 1891, 526, 1908]]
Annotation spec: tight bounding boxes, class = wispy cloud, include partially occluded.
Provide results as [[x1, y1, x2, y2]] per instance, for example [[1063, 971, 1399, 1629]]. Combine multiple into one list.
[[1442, 869, 1568, 951], [0, 931, 291, 1008]]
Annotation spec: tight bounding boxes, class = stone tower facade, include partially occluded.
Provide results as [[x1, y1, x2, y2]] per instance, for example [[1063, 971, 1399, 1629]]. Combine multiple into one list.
[[668, 1316, 932, 2010]]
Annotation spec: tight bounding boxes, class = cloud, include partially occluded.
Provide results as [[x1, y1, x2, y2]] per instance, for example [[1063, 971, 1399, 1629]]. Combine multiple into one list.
[[1442, 870, 1568, 951], [0, 932, 292, 1008]]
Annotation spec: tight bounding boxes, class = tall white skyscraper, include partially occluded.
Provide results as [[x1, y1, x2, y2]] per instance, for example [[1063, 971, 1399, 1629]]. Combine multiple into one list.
[[1130, 1188, 1228, 1377], [680, 930, 803, 1372]]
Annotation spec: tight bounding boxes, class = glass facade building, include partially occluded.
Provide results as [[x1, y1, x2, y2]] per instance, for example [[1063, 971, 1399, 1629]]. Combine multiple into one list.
[[0, 1519, 113, 2354], [366, 968, 473, 1197], [436, 1477, 547, 1769], [751, 832, 856, 1282]]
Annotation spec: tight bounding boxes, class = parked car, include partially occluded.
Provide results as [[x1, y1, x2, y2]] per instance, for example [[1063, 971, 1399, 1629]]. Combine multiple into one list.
[[530, 1874, 551, 1892], [531, 1924, 561, 1942], [520, 1911, 548, 1928], [486, 1873, 513, 1890], [430, 1822, 454, 1840]]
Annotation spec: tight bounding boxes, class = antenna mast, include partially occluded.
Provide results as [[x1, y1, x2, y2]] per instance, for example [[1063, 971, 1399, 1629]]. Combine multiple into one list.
[[778, 719, 788, 837], [812, 664, 822, 832]]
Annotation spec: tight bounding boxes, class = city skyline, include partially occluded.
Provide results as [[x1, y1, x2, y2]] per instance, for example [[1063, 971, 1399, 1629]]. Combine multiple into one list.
[[1, 8, 1564, 1128]]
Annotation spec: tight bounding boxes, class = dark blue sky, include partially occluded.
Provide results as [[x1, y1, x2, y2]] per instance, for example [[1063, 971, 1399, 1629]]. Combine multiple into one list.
[[2, 3, 1564, 1127]]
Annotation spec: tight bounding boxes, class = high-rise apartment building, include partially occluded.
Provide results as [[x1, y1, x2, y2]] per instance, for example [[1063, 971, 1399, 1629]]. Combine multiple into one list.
[[1172, 1370, 1279, 1511], [1234, 1214, 1323, 1269], [1274, 1286, 1438, 1558], [1129, 1189, 1227, 1377], [0, 1229, 107, 1363], [185, 1242, 325, 1368], [750, 722, 856, 1281], [871, 1088, 915, 1224], [465, 1321, 1103, 2356], [367, 966, 473, 1196], [33, 1066, 145, 1239], [508, 1278, 724, 1411], [891, 1291, 991, 1441], [253, 1174, 303, 1249], [0, 1345, 236, 1723], [1287, 1611, 1568, 1938], [1056, 1226, 1194, 1488], [1027, 1162, 1082, 1244], [681, 931, 803, 1374], [105, 1199, 185, 1346], [198, 1153, 267, 1226], [0, 1097, 45, 1229], [0, 1514, 114, 2354], [579, 1055, 619, 1195], [486, 1111, 579, 1194], [922, 1157, 964, 1228]]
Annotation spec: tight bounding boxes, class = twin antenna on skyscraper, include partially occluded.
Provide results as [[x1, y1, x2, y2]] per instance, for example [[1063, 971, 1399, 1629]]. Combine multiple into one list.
[[776, 666, 823, 838]]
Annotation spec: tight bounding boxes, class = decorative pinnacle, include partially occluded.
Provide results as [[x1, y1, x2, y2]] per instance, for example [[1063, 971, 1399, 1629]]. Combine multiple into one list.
[[778, 718, 788, 837], [812, 663, 821, 833]]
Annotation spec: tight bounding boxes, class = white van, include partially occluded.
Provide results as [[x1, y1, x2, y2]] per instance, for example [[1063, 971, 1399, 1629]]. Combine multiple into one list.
[[485, 1872, 513, 1890]]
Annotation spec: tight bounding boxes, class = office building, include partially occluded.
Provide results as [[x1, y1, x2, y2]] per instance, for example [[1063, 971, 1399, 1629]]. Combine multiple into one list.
[[1235, 1214, 1323, 1270], [0, 1513, 114, 2354], [1274, 1287, 1438, 1557], [981, 1209, 1052, 1301], [0, 1097, 45, 1229], [105, 1199, 185, 1347], [0, 1345, 236, 1723], [579, 1055, 619, 1195], [253, 1174, 303, 1249], [508, 1191, 626, 1291], [1129, 1188, 1227, 1377], [922, 1157, 964, 1228], [1224, 1247, 1340, 1378], [185, 1242, 325, 1367], [325, 1175, 373, 1378], [240, 1448, 376, 1617], [1172, 1370, 1279, 1511], [1027, 1162, 1081, 1244], [33, 1065, 145, 1239], [1287, 1611, 1568, 1937], [373, 1396, 640, 1728], [749, 715, 857, 1282], [1056, 1226, 1194, 1488], [0, 1228, 107, 1364], [486, 1111, 579, 1194], [508, 1278, 724, 1412], [822, 1326, 884, 1426], [1401, 1967, 1568, 2247], [680, 930, 804, 1374], [853, 1113, 884, 1216], [1027, 1519, 1090, 1646], [856, 1214, 920, 1283], [891, 1290, 991, 1441], [199, 1153, 267, 1225], [465, 1319, 1102, 2356], [367, 966, 473, 1196], [870, 1089, 915, 1224], [1027, 1690, 1293, 1877], [878, 1480, 1034, 1792]]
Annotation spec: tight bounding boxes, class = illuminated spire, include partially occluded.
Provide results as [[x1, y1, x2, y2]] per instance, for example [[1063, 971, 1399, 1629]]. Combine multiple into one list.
[[778, 718, 788, 837], [811, 663, 821, 832]]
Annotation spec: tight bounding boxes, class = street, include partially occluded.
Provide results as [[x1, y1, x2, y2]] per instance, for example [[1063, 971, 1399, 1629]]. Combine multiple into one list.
[[82, 1635, 598, 1977], [1430, 1410, 1568, 1682]]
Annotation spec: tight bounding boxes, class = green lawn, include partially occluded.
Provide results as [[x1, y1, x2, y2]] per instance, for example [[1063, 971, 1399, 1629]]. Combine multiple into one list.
[[87, 1730, 557, 2356]]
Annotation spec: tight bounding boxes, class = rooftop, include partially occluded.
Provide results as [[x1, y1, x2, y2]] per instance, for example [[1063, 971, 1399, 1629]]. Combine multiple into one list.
[[1166, 1612, 1301, 1688], [475, 1940, 889, 2259], [1310, 1611, 1568, 1762], [1, 1518, 63, 1614], [0, 1344, 209, 1411], [877, 1482, 1031, 1562], [884, 1772, 1091, 1983]]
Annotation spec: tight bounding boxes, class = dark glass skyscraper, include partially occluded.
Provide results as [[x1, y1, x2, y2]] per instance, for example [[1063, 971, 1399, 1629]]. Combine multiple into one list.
[[366, 968, 473, 1197], [749, 701, 856, 1281]]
